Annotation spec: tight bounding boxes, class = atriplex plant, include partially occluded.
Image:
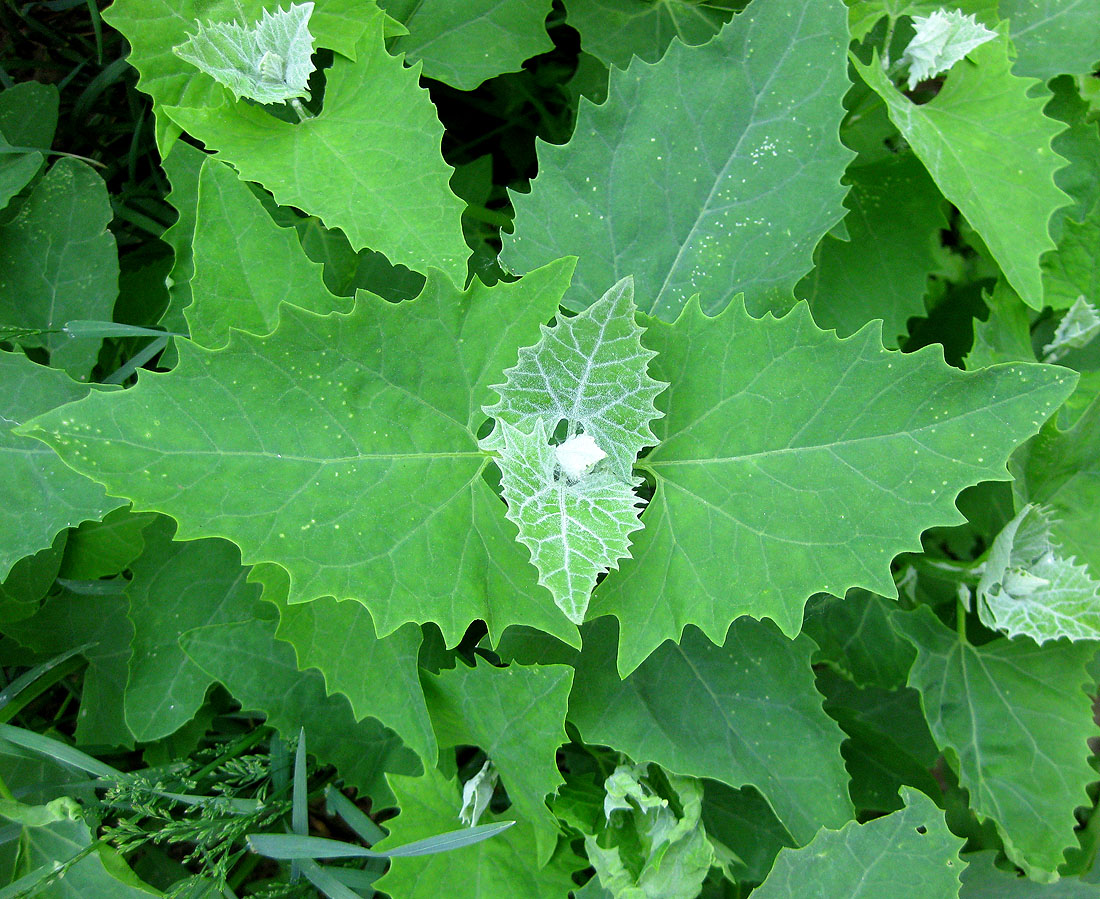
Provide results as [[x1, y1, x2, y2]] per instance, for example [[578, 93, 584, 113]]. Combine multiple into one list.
[[2, 0, 1100, 896]]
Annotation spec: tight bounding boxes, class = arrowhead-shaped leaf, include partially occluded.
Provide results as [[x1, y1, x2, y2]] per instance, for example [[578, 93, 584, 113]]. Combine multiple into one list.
[[592, 298, 1075, 674], [19, 260, 581, 649], [503, 0, 853, 319]]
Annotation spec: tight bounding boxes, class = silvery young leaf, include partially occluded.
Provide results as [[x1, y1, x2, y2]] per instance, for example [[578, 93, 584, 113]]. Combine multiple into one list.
[[591, 298, 1076, 675], [495, 419, 644, 624], [753, 788, 964, 899], [900, 9, 996, 90], [423, 658, 572, 865], [503, 0, 852, 320], [563, 0, 731, 68], [998, 0, 1100, 82], [977, 504, 1100, 642], [855, 37, 1070, 310], [482, 276, 666, 480], [258, 562, 436, 767], [173, 2, 316, 105], [893, 606, 1097, 880], [180, 618, 419, 802], [19, 260, 580, 650], [374, 766, 581, 899], [568, 617, 852, 844], [124, 516, 259, 741], [0, 158, 119, 380], [380, 0, 555, 91], [0, 352, 123, 581], [1012, 394, 1100, 579], [167, 9, 469, 282], [1042, 296, 1100, 362], [845, 0, 998, 43], [102, 0, 375, 151], [190, 156, 349, 348]]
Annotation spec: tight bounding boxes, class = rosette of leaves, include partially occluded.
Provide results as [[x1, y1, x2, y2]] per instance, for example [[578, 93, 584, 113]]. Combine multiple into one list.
[[584, 764, 717, 899], [976, 503, 1100, 643], [173, 2, 316, 106], [480, 277, 667, 624]]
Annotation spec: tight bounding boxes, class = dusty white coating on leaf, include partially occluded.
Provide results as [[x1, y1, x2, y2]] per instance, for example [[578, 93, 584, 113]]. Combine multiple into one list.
[[900, 9, 996, 90], [555, 433, 607, 480]]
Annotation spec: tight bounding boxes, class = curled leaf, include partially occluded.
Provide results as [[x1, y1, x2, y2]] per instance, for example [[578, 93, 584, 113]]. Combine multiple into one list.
[[900, 9, 997, 90]]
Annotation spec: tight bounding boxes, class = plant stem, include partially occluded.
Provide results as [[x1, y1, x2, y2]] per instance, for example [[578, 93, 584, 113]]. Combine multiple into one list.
[[882, 15, 897, 68], [956, 593, 969, 645], [914, 555, 984, 584]]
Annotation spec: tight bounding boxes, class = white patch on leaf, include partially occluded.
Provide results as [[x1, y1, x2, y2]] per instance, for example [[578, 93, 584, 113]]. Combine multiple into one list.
[[900, 9, 996, 90], [555, 433, 607, 480], [1042, 296, 1100, 362], [173, 3, 316, 105]]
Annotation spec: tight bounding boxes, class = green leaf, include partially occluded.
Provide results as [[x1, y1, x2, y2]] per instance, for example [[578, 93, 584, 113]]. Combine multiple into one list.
[[1042, 204, 1100, 311], [4, 590, 135, 748], [189, 156, 349, 347], [503, 0, 853, 320], [803, 591, 916, 689], [796, 152, 947, 345], [373, 766, 582, 899], [0, 82, 58, 210], [568, 617, 852, 844], [173, 2, 316, 105], [699, 782, 796, 885], [854, 37, 1070, 310], [999, 0, 1100, 81], [166, 11, 469, 281], [0, 352, 123, 581], [159, 140, 206, 342], [561, 0, 732, 68], [179, 618, 419, 801], [591, 298, 1075, 674], [846, 0, 998, 43], [893, 606, 1098, 880], [965, 282, 1035, 369], [58, 508, 156, 580], [261, 563, 437, 767], [1012, 393, 1100, 579], [380, 0, 555, 90], [19, 260, 582, 649], [0, 159, 119, 379], [247, 822, 516, 858], [900, 9, 996, 89], [752, 787, 964, 898], [123, 516, 259, 741], [1045, 77, 1100, 239], [102, 0, 375, 151], [976, 503, 1100, 642], [0, 534, 65, 625], [960, 850, 1100, 897], [424, 658, 572, 865]]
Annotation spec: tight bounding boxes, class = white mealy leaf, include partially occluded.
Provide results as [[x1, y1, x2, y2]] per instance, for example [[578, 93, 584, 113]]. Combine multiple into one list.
[[900, 9, 997, 90], [977, 504, 1100, 643], [495, 419, 643, 625], [482, 276, 667, 480], [459, 759, 498, 827], [1042, 296, 1100, 362], [173, 2, 316, 105]]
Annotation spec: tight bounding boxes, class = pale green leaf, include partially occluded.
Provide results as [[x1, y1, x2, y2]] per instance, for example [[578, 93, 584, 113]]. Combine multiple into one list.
[[19, 260, 582, 649], [373, 766, 581, 899], [753, 787, 963, 898], [189, 156, 349, 347], [855, 37, 1070, 309], [459, 760, 498, 827], [900, 9, 996, 89], [846, 0, 998, 43], [380, 0, 555, 90], [180, 619, 419, 801], [503, 0, 853, 320], [999, 0, 1100, 81], [0, 159, 119, 379], [166, 11, 468, 281], [259, 563, 437, 767], [796, 152, 947, 344], [1043, 297, 1100, 363], [495, 419, 644, 624], [123, 517, 259, 741], [960, 850, 1100, 896], [423, 658, 572, 865], [893, 606, 1097, 880], [568, 617, 852, 844], [976, 503, 1100, 642], [0, 352, 123, 581], [173, 2, 316, 105], [591, 298, 1075, 675], [562, 0, 732, 68]]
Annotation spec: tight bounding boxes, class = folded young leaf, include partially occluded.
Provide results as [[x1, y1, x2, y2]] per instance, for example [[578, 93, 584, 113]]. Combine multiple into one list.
[[592, 297, 1075, 675], [900, 9, 996, 90]]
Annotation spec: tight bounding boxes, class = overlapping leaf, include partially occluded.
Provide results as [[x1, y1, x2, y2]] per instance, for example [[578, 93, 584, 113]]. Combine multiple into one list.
[[568, 617, 852, 844], [998, 0, 1100, 81], [590, 298, 1075, 674], [0, 82, 58, 210], [166, 10, 468, 281], [893, 606, 1097, 880], [504, 0, 853, 319], [19, 260, 580, 649], [855, 37, 1070, 309]]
